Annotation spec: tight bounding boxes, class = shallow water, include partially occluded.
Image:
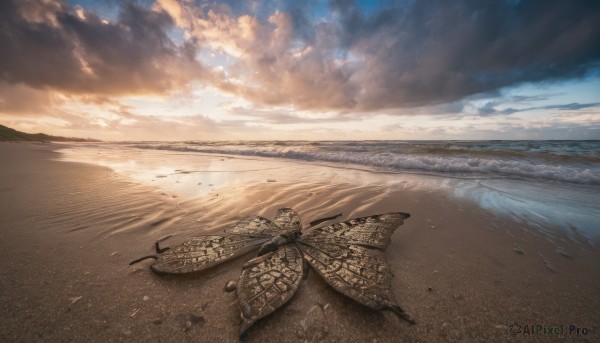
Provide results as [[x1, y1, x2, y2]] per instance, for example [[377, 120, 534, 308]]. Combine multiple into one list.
[[57, 142, 600, 242]]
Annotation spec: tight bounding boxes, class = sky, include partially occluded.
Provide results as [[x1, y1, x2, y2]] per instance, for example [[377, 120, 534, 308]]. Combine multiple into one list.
[[0, 0, 599, 141]]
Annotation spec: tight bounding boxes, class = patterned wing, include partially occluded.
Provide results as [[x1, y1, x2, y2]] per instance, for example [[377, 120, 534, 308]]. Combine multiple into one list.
[[151, 235, 268, 274], [298, 241, 412, 321], [226, 215, 284, 236], [237, 245, 304, 335], [272, 208, 302, 231], [301, 212, 410, 250]]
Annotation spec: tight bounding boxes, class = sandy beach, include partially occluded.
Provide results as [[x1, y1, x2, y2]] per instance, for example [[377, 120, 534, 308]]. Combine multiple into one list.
[[0, 142, 598, 342]]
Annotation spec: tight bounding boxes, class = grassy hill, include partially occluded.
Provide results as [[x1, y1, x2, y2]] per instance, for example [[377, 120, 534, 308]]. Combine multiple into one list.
[[0, 124, 100, 142]]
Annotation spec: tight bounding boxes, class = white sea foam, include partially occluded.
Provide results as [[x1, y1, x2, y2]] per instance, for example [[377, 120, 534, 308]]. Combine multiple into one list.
[[126, 140, 600, 185]]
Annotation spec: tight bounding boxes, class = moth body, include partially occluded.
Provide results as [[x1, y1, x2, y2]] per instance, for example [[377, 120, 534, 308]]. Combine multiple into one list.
[[257, 229, 301, 256]]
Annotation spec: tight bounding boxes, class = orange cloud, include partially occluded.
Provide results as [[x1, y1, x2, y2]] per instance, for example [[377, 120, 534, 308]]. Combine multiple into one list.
[[0, 0, 204, 97]]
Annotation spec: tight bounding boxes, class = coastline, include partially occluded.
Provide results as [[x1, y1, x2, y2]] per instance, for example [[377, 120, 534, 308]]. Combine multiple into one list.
[[0, 142, 598, 342]]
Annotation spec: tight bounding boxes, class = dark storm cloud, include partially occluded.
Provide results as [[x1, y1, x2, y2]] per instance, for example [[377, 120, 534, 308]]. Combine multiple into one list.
[[183, 0, 600, 111], [477, 101, 600, 116], [552, 102, 600, 111], [0, 0, 203, 96], [337, 0, 600, 110]]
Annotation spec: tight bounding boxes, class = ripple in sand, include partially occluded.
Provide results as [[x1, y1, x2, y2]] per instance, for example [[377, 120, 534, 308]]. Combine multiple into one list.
[[556, 249, 573, 259]]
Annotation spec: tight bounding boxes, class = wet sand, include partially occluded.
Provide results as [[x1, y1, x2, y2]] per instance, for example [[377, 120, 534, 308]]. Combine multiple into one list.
[[0, 142, 598, 342]]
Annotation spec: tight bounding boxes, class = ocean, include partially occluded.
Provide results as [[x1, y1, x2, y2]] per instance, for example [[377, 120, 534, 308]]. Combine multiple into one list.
[[59, 140, 600, 240], [126, 140, 600, 185]]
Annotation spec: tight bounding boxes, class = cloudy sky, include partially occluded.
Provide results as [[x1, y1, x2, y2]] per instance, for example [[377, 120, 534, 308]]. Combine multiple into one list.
[[1, 0, 599, 140]]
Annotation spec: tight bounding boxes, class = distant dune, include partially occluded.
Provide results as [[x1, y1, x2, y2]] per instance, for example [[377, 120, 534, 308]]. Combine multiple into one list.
[[0, 124, 100, 142]]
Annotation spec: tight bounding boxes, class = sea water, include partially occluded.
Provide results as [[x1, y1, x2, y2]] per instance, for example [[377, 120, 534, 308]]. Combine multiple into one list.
[[129, 140, 600, 185], [58, 140, 600, 241]]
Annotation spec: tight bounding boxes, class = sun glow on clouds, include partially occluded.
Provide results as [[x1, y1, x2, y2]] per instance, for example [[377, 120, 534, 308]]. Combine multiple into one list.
[[0, 0, 599, 140]]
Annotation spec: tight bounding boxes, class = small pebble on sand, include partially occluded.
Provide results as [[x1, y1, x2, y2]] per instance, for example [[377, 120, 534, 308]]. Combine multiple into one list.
[[224, 280, 237, 292], [513, 247, 525, 255]]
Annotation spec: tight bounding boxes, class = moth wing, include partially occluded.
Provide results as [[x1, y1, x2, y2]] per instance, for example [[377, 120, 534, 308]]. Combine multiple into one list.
[[272, 208, 302, 231], [237, 245, 304, 336], [298, 241, 405, 314], [226, 215, 285, 235], [151, 235, 268, 274], [301, 212, 410, 250]]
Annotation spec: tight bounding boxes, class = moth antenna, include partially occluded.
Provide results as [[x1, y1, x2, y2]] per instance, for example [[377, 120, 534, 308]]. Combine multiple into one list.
[[155, 241, 170, 254], [308, 212, 343, 228], [129, 255, 158, 265]]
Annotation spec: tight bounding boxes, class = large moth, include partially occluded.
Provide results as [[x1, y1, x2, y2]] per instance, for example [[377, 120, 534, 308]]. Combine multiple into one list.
[[131, 208, 415, 335]]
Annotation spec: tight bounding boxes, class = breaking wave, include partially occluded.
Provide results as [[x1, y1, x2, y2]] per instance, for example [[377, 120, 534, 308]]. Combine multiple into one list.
[[122, 140, 600, 185]]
